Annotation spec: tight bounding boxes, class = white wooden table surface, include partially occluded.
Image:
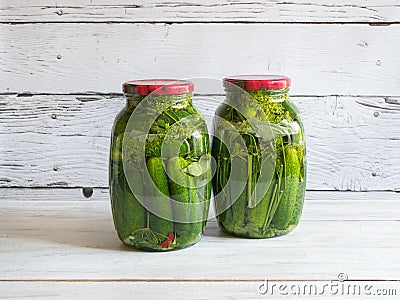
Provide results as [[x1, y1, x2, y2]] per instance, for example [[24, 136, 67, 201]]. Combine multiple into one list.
[[1, 189, 399, 299]]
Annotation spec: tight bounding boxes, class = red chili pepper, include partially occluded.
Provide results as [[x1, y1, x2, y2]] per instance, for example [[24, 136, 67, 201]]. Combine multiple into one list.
[[161, 233, 175, 248], [161, 240, 170, 248]]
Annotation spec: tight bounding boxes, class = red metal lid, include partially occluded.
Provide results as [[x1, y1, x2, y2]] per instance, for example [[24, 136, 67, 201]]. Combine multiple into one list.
[[122, 79, 194, 95], [224, 75, 291, 90]]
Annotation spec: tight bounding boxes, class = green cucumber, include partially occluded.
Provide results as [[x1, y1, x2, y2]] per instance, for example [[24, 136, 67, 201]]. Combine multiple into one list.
[[227, 156, 248, 231], [246, 157, 276, 230], [167, 157, 203, 237], [190, 131, 211, 231], [271, 146, 300, 229], [202, 167, 212, 231], [191, 156, 212, 232], [212, 136, 230, 226], [213, 131, 247, 235], [111, 169, 146, 241], [290, 180, 306, 225], [192, 131, 209, 158], [146, 157, 174, 237], [215, 157, 234, 232]]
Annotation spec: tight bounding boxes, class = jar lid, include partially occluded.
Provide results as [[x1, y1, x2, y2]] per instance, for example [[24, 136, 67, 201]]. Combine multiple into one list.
[[123, 79, 194, 95], [224, 75, 291, 90]]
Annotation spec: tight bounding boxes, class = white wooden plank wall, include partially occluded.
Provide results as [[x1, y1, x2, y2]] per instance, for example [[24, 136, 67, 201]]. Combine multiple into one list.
[[1, 24, 399, 95], [1, 94, 399, 190], [0, 17, 399, 189], [0, 2, 399, 190], [1, 2, 399, 185], [1, 0, 400, 23]]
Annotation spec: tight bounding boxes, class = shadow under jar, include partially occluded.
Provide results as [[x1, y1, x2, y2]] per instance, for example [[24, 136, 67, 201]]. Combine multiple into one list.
[[110, 79, 211, 251], [212, 75, 306, 238]]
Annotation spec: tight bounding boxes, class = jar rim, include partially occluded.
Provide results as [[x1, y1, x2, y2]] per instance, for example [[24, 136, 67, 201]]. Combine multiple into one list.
[[224, 75, 291, 91], [123, 79, 194, 95]]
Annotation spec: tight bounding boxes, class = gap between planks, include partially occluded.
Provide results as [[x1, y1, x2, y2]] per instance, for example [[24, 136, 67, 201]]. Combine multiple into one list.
[[1, 279, 399, 283], [2, 21, 398, 25]]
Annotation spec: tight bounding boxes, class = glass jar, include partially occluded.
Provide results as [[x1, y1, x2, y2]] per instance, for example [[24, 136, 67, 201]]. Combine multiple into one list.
[[110, 79, 211, 251], [212, 75, 306, 238]]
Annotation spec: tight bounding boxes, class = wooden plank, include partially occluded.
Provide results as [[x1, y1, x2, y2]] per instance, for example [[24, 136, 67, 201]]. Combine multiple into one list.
[[1, 189, 399, 220], [1, 0, 399, 23], [0, 281, 399, 299], [0, 198, 399, 281], [1, 94, 399, 190], [1, 24, 399, 95]]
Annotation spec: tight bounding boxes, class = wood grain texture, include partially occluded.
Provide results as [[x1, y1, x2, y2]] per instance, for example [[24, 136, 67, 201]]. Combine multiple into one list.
[[0, 196, 399, 281], [1, 188, 399, 220], [1, 24, 399, 95], [1, 94, 399, 190], [1, 0, 399, 23], [1, 281, 399, 299]]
